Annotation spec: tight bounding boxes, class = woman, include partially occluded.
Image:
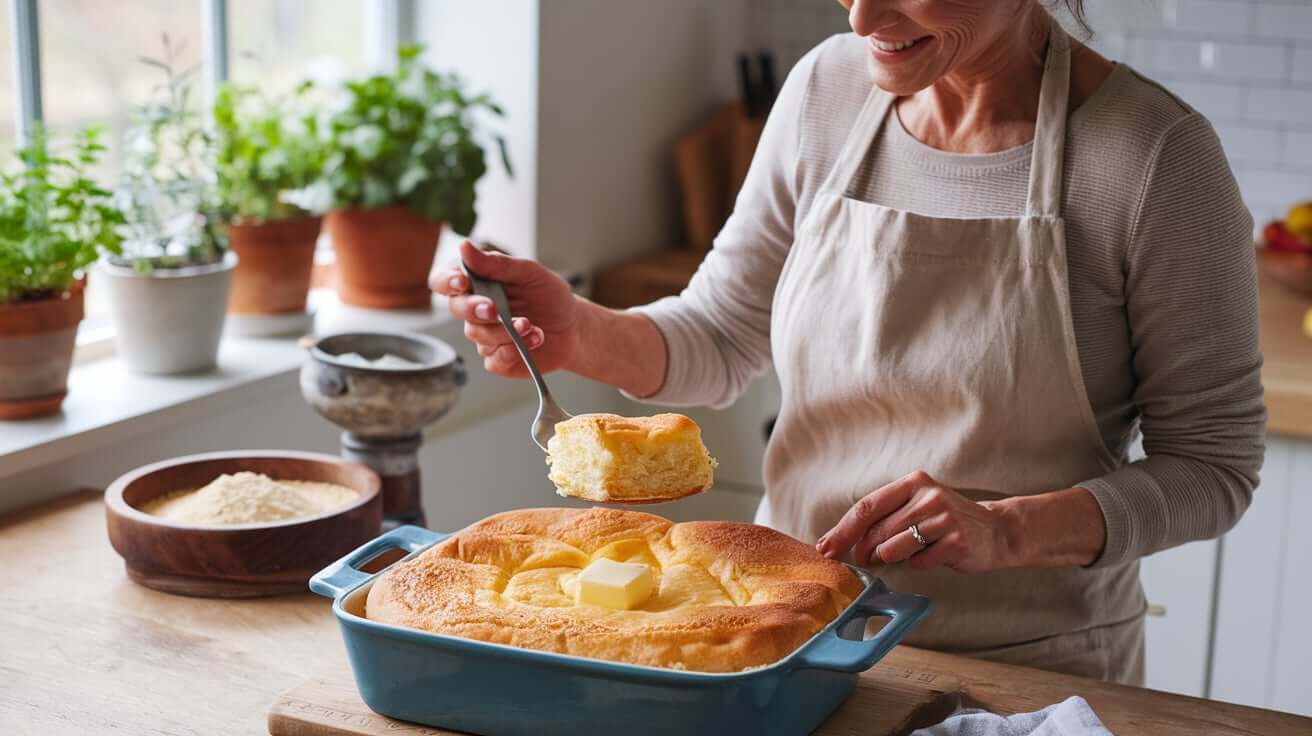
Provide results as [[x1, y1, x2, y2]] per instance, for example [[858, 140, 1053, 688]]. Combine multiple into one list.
[[433, 0, 1265, 684]]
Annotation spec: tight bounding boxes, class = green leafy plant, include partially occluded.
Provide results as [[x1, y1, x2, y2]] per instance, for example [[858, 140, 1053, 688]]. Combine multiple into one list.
[[0, 126, 124, 304], [286, 44, 511, 235], [113, 37, 225, 270], [213, 80, 322, 222]]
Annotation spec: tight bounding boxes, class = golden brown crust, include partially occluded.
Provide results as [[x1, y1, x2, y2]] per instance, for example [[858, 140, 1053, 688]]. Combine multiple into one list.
[[365, 507, 862, 672], [574, 412, 699, 439], [547, 413, 717, 504]]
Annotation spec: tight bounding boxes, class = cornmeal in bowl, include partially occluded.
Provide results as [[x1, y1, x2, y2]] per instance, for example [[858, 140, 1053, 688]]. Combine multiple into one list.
[[364, 507, 862, 672], [546, 413, 716, 503], [142, 471, 357, 526]]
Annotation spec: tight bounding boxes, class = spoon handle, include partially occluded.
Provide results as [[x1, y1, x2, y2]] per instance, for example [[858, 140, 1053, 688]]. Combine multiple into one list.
[[462, 262, 558, 409]]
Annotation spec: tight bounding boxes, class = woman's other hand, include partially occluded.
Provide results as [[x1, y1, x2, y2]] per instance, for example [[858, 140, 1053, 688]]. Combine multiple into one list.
[[431, 240, 581, 378], [816, 471, 1108, 572], [816, 471, 1019, 574]]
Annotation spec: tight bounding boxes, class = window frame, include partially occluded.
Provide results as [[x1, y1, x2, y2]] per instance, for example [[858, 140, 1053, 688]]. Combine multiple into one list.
[[2, 0, 412, 362]]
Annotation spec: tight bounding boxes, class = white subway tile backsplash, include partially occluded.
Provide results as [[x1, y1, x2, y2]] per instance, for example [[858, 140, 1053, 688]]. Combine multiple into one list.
[[1216, 124, 1284, 165], [1163, 0, 1253, 36], [1285, 131, 1312, 170], [1254, 2, 1312, 41], [1235, 168, 1312, 224], [1293, 45, 1312, 85], [1083, 2, 1164, 35], [1091, 33, 1131, 61], [1245, 87, 1312, 125], [748, 0, 1312, 226], [1129, 37, 1286, 81], [1162, 80, 1245, 120]]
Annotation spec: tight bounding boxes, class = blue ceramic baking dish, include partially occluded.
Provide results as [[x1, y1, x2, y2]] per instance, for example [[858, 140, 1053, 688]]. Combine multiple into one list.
[[311, 525, 930, 736]]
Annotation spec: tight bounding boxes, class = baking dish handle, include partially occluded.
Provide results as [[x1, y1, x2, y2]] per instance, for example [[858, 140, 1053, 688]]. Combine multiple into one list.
[[794, 580, 930, 673], [309, 525, 448, 599]]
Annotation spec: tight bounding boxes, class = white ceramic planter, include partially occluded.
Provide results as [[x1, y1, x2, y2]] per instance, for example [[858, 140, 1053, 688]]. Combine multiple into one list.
[[99, 252, 237, 375]]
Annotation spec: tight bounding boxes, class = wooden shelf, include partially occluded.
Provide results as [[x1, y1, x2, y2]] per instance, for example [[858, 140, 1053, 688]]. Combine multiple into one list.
[[592, 249, 706, 309], [1258, 251, 1312, 440]]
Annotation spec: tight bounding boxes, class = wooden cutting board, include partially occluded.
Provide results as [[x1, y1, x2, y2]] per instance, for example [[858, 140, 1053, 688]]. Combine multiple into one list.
[[267, 660, 962, 736], [267, 645, 1312, 736]]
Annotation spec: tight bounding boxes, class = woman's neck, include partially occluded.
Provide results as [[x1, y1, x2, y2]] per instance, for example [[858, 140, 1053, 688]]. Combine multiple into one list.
[[896, 9, 1051, 154]]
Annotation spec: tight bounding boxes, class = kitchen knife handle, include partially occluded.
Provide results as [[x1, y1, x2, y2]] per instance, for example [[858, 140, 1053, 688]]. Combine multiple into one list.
[[309, 525, 449, 599], [737, 53, 757, 117]]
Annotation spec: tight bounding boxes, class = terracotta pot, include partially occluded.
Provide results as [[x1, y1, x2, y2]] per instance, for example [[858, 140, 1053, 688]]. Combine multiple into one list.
[[326, 206, 442, 309], [226, 216, 322, 314], [0, 280, 84, 420]]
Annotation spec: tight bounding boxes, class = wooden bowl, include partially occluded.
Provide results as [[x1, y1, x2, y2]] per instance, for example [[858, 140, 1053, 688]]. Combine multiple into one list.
[[106, 450, 382, 598]]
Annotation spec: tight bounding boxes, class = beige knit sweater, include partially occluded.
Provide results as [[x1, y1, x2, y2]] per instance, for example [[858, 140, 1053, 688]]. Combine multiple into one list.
[[632, 34, 1266, 567]]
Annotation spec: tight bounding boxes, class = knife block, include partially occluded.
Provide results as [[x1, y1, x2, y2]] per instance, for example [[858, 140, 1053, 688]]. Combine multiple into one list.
[[673, 101, 766, 252], [593, 103, 765, 310]]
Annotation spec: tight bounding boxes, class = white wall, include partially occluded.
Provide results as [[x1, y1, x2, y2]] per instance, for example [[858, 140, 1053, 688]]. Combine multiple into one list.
[[415, 0, 749, 271], [747, 0, 1312, 230], [536, 0, 749, 274], [416, 0, 540, 258]]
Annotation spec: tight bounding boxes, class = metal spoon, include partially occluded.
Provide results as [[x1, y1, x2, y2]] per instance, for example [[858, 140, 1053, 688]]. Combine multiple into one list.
[[463, 262, 573, 451]]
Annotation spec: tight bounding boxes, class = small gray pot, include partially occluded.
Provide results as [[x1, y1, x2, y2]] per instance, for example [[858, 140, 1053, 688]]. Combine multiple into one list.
[[100, 252, 237, 375]]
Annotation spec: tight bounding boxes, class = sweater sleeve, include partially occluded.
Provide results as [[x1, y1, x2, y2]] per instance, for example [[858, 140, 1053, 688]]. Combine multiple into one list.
[[621, 41, 824, 408], [1079, 112, 1267, 568]]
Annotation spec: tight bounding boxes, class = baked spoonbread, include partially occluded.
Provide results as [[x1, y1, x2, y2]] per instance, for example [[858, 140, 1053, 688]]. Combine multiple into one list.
[[546, 413, 716, 503]]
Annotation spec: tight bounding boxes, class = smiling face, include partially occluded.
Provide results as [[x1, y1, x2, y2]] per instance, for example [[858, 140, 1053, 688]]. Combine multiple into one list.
[[835, 0, 1036, 95]]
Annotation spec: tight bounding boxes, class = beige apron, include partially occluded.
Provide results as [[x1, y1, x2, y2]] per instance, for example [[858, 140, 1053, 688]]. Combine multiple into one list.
[[759, 24, 1146, 684]]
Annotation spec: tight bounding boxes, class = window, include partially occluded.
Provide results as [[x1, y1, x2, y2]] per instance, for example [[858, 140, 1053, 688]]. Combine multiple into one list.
[[0, 12, 15, 153], [0, 0, 407, 354], [39, 1, 204, 339], [40, 0, 203, 176], [229, 0, 368, 88]]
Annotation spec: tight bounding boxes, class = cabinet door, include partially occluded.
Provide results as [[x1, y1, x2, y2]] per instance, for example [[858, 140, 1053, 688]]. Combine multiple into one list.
[[1211, 436, 1295, 710], [1140, 539, 1218, 697], [1269, 443, 1312, 716]]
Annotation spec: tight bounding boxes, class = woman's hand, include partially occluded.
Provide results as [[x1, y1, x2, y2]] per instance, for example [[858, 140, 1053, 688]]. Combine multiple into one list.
[[816, 472, 1109, 572], [816, 471, 1019, 574], [431, 241, 581, 378]]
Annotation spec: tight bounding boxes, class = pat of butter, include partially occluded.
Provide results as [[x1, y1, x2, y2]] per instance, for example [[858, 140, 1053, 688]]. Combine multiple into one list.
[[576, 558, 654, 610]]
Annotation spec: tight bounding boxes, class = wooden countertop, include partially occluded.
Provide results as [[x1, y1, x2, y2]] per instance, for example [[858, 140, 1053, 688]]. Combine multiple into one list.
[[5, 491, 1310, 735], [1259, 253, 1312, 440]]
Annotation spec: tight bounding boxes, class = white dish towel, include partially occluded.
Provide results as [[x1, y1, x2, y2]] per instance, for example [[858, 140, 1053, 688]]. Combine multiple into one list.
[[910, 696, 1113, 736]]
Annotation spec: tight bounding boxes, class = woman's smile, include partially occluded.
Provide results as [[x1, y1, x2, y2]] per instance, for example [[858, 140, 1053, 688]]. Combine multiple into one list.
[[868, 34, 934, 63]]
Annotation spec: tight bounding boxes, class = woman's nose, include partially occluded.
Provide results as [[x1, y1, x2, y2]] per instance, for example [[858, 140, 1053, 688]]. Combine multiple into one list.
[[845, 0, 901, 38]]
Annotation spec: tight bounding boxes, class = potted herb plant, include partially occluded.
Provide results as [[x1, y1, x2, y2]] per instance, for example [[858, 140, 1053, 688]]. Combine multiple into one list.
[[214, 80, 322, 333], [101, 49, 235, 375], [0, 128, 123, 419], [287, 44, 510, 309]]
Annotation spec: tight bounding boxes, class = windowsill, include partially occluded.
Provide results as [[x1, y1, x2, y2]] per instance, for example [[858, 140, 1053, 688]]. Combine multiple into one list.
[[0, 289, 453, 480]]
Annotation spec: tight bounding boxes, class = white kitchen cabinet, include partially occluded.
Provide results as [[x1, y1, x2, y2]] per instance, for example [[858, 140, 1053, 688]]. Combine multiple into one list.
[[1140, 539, 1218, 698], [1211, 436, 1296, 708], [1269, 442, 1312, 714], [1211, 435, 1312, 717]]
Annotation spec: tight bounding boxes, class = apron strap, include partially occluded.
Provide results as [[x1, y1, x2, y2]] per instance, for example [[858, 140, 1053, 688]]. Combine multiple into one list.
[[817, 83, 895, 197], [1025, 19, 1072, 218]]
